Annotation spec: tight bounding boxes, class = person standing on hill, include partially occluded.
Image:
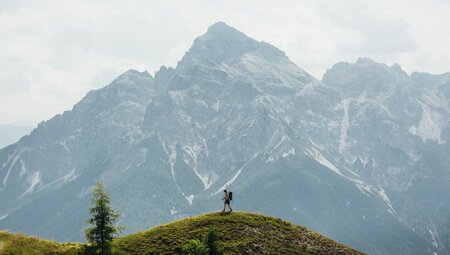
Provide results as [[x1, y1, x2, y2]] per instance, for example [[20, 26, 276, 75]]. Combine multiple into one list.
[[222, 189, 233, 213]]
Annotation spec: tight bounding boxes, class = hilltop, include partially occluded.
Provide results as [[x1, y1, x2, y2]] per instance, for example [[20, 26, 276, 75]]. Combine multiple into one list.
[[0, 212, 364, 255]]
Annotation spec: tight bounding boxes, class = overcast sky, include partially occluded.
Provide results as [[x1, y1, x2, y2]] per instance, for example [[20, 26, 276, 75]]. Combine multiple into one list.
[[1, 0, 449, 126]]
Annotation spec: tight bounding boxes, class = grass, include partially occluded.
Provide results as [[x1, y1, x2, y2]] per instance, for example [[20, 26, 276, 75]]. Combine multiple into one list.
[[112, 212, 365, 255], [0, 212, 365, 255], [0, 230, 81, 255]]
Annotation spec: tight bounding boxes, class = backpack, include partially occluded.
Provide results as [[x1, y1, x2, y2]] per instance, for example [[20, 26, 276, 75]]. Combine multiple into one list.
[[229, 192, 233, 201]]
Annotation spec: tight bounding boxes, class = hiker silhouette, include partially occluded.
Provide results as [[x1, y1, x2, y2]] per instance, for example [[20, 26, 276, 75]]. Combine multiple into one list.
[[222, 189, 233, 213]]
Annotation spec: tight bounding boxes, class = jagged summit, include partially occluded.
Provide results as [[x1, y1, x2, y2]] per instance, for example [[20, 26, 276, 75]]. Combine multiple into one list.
[[73, 68, 153, 110], [113, 69, 152, 83], [205, 21, 245, 36], [177, 21, 289, 68], [180, 21, 260, 64], [198, 21, 258, 51], [355, 57, 379, 65], [171, 21, 307, 94], [351, 57, 406, 74], [323, 57, 410, 96]]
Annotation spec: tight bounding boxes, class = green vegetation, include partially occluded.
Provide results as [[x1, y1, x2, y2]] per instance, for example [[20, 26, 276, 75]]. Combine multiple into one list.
[[182, 239, 209, 255], [112, 212, 365, 255], [204, 229, 222, 255], [181, 228, 222, 255], [0, 212, 365, 255], [0, 231, 80, 255], [85, 181, 123, 255]]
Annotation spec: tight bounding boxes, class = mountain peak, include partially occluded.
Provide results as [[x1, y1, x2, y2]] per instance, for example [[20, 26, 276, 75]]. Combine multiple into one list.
[[356, 57, 378, 65], [322, 57, 410, 96], [180, 22, 260, 64], [203, 21, 252, 42], [113, 69, 153, 84], [206, 21, 236, 34]]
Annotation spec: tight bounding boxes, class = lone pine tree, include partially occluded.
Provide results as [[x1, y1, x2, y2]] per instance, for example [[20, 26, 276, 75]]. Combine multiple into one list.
[[85, 181, 123, 255]]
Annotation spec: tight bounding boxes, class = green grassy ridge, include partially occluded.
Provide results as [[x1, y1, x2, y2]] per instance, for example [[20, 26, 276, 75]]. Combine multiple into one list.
[[114, 211, 364, 255], [0, 231, 80, 255], [0, 212, 365, 255]]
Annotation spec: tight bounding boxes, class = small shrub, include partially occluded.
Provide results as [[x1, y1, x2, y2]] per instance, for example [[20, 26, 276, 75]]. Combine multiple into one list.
[[182, 239, 210, 255], [205, 229, 223, 255]]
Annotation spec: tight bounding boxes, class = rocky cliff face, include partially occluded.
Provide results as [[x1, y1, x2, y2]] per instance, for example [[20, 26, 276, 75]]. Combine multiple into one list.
[[0, 22, 448, 255], [323, 58, 450, 253]]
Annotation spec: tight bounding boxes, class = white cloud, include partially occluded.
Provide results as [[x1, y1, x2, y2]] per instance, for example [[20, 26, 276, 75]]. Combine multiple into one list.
[[0, 0, 449, 125]]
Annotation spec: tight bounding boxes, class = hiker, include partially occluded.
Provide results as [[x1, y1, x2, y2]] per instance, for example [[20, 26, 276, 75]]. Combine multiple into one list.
[[222, 189, 233, 213]]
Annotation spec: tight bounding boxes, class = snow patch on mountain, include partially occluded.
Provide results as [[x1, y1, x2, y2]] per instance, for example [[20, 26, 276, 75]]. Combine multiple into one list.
[[304, 147, 342, 176], [163, 143, 177, 180], [186, 194, 195, 205], [215, 154, 258, 195], [39, 168, 78, 191], [421, 90, 450, 112], [282, 147, 295, 158], [347, 176, 373, 197], [374, 187, 396, 215], [339, 99, 350, 153], [162, 141, 206, 205], [62, 168, 77, 182], [183, 144, 214, 190], [264, 129, 294, 163], [22, 171, 41, 197], [409, 102, 445, 144], [305, 147, 376, 197], [19, 159, 27, 179], [429, 229, 439, 248], [162, 142, 187, 200], [212, 99, 221, 112], [58, 140, 71, 153], [1, 149, 25, 190], [218, 168, 242, 192]]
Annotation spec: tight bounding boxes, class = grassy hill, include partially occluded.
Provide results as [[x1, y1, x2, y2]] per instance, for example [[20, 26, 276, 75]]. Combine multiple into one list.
[[0, 231, 80, 255], [0, 212, 365, 255]]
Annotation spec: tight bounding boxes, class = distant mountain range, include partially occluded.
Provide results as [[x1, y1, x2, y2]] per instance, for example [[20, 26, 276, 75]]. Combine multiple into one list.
[[0, 22, 449, 255]]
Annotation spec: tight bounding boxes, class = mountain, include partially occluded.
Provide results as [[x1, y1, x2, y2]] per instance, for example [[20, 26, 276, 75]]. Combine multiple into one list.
[[0, 22, 447, 255], [0, 124, 33, 149], [0, 212, 365, 255], [322, 58, 450, 253], [0, 69, 154, 240]]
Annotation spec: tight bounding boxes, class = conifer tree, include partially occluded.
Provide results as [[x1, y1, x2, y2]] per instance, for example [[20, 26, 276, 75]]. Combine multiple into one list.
[[85, 181, 123, 255], [205, 229, 223, 255]]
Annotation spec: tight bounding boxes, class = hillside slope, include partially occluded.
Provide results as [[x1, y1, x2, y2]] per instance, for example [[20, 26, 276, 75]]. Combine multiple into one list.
[[0, 212, 364, 255], [0, 231, 79, 255]]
